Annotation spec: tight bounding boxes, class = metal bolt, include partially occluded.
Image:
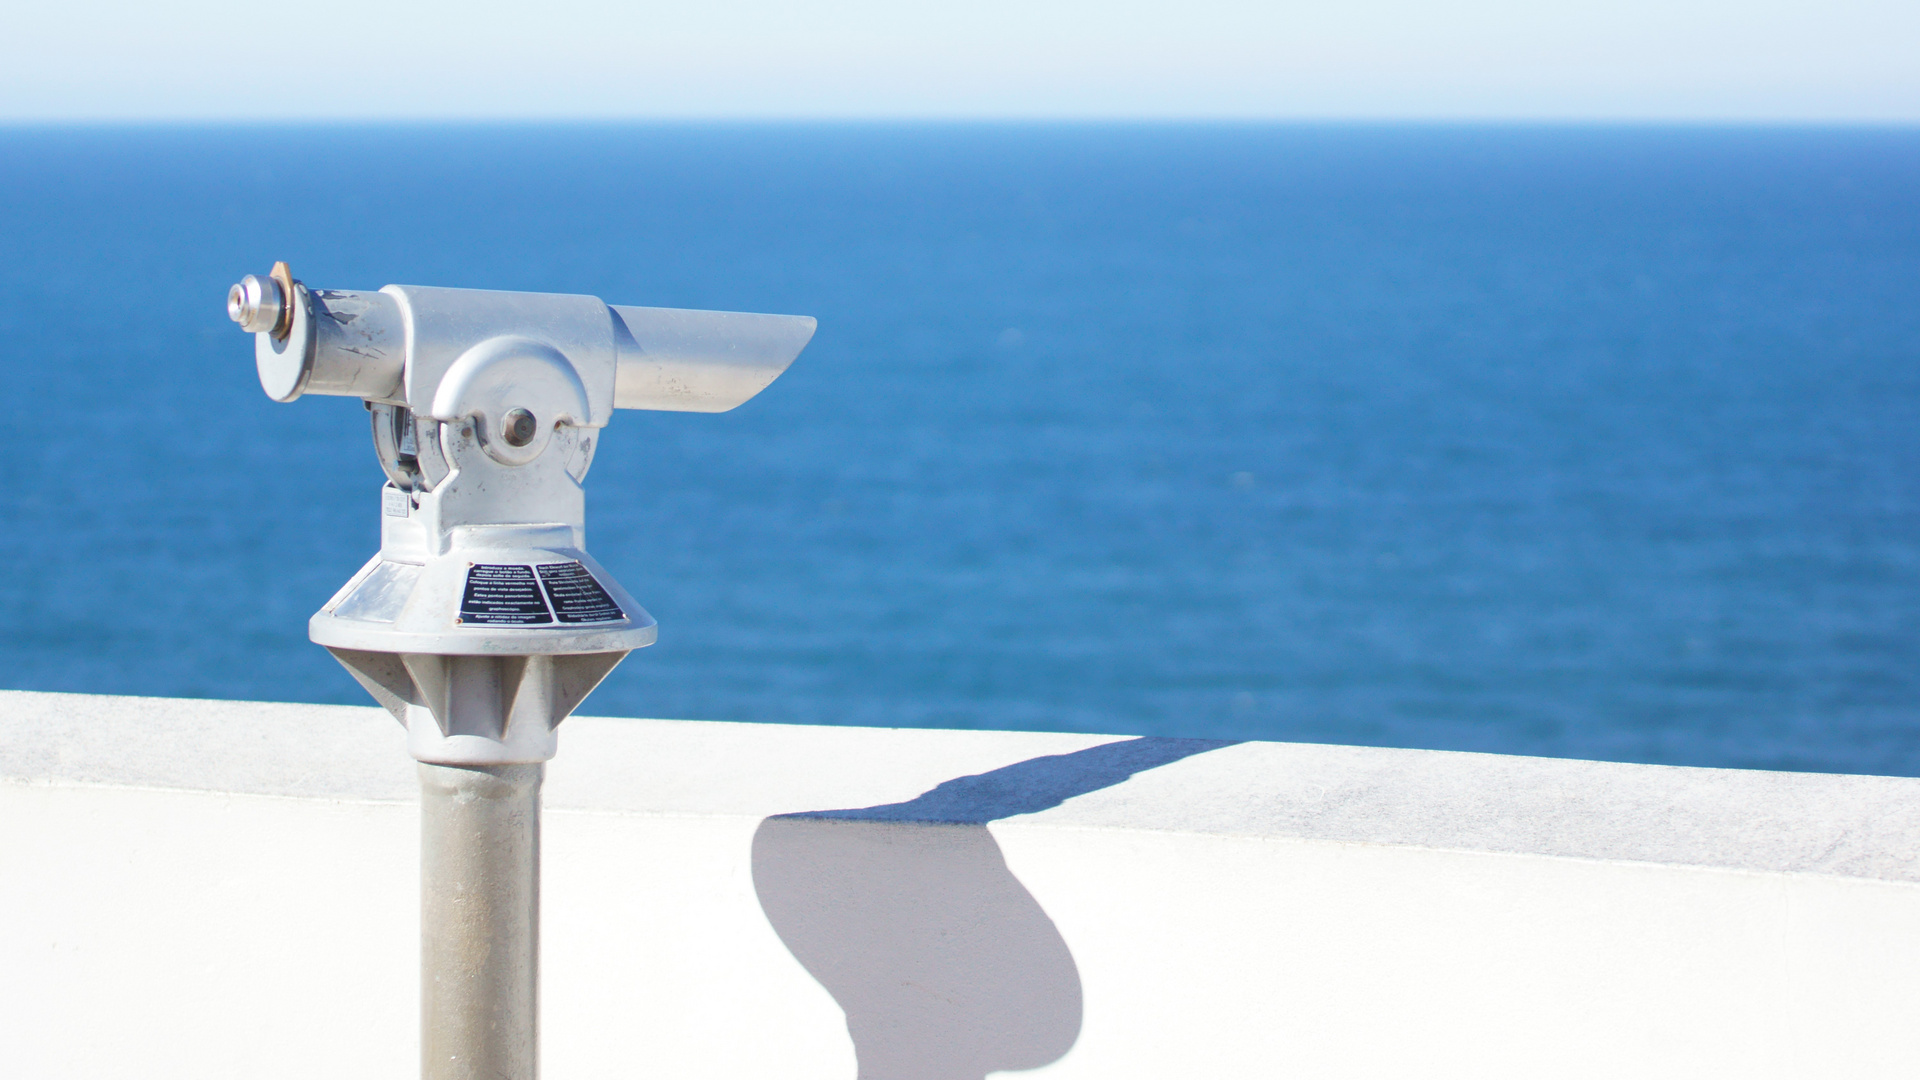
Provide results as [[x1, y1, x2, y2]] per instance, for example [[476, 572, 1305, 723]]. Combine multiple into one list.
[[227, 274, 286, 334], [503, 408, 538, 447]]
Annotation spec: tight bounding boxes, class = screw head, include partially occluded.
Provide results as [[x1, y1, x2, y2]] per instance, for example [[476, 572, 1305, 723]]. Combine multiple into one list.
[[502, 408, 538, 447]]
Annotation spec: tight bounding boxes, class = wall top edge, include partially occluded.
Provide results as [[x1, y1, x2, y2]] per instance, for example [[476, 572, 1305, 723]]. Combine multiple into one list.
[[4, 689, 1917, 884]]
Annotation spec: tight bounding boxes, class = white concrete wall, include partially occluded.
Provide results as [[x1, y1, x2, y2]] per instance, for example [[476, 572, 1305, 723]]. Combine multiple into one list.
[[2, 688, 1917, 1079]]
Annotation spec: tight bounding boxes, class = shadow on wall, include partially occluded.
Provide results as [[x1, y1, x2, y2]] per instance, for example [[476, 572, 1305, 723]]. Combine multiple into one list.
[[751, 737, 1238, 1080]]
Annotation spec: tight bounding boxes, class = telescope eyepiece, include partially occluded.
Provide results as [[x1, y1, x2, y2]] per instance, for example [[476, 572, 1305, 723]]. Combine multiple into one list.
[[227, 272, 287, 336]]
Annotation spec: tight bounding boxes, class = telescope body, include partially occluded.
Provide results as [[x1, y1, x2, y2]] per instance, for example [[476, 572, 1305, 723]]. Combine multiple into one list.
[[236, 269, 815, 765], [256, 282, 813, 415]]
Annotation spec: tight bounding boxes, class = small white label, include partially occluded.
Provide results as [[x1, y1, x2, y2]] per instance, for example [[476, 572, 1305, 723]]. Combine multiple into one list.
[[382, 487, 410, 518]]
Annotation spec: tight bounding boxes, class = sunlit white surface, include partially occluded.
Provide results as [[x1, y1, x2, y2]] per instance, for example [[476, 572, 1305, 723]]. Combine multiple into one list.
[[3, 689, 1919, 1078]]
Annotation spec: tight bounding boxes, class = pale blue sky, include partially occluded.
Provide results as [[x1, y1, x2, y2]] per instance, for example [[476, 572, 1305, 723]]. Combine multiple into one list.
[[4, 0, 1915, 121]]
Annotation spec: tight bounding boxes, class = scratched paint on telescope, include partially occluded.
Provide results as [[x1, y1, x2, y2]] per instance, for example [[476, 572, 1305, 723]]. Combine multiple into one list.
[[459, 565, 554, 626]]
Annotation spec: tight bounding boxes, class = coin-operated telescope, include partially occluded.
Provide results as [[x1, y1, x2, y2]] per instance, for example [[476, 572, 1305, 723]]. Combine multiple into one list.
[[229, 262, 813, 1080]]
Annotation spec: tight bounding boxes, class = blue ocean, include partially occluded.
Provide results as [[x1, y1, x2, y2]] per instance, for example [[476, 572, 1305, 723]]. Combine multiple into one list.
[[1, 124, 1916, 775]]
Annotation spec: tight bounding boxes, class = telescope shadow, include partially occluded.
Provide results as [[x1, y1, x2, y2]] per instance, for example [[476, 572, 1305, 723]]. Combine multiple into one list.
[[750, 736, 1239, 1080]]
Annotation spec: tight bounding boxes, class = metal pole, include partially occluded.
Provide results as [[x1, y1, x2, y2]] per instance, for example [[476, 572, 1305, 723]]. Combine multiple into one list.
[[419, 762, 542, 1080]]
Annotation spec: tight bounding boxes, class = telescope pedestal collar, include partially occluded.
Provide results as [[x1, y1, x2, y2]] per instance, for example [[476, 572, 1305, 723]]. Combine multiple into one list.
[[313, 522, 656, 766]]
